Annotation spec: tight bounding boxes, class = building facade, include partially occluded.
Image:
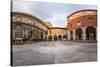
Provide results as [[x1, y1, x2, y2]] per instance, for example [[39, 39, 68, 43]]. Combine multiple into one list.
[[67, 9, 97, 40], [11, 12, 48, 44], [47, 27, 67, 41], [11, 9, 97, 44]]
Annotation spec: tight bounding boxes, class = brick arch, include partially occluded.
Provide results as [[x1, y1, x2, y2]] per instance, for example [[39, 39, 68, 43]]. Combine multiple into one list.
[[86, 26, 96, 40], [75, 28, 82, 40]]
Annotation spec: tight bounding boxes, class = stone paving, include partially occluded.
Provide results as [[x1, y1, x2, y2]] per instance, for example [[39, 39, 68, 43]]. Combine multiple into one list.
[[12, 41, 97, 66]]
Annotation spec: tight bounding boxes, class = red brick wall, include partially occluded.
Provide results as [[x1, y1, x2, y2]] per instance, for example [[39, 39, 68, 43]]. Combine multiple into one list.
[[67, 15, 97, 31]]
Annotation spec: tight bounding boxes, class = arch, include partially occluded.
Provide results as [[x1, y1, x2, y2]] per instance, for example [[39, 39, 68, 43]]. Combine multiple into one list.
[[86, 26, 96, 40], [75, 28, 82, 40], [45, 36, 47, 40], [58, 35, 62, 40], [70, 31, 73, 40], [48, 35, 52, 41], [63, 35, 67, 40]]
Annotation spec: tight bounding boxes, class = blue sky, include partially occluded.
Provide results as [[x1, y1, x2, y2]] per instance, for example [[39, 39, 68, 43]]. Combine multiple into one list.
[[12, 0, 97, 27]]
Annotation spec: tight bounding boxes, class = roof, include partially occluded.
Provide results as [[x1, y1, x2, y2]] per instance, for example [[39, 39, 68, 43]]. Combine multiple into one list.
[[67, 9, 97, 18], [49, 27, 67, 30]]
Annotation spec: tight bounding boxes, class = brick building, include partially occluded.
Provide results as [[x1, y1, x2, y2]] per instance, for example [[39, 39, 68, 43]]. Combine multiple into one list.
[[67, 9, 97, 40]]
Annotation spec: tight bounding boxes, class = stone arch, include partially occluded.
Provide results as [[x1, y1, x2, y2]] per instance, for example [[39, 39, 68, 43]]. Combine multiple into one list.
[[86, 26, 96, 40], [63, 35, 67, 40], [58, 35, 62, 40], [48, 35, 52, 41], [75, 28, 82, 40]]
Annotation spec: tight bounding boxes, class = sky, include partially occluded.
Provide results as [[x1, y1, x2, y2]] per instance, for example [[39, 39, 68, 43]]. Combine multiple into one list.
[[12, 0, 97, 27]]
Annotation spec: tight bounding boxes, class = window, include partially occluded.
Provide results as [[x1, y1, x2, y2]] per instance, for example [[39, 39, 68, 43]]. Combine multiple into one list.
[[88, 17, 93, 21], [88, 17, 93, 25], [15, 25, 22, 38], [77, 21, 81, 27], [28, 19, 32, 23], [16, 16, 22, 21]]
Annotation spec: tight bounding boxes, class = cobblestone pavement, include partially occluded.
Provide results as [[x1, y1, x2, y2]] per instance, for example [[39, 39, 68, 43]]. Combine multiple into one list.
[[12, 41, 97, 66]]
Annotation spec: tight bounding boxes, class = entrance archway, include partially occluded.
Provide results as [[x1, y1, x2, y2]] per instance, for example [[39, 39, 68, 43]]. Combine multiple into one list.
[[58, 35, 62, 40], [48, 35, 52, 41], [63, 35, 67, 40], [86, 26, 96, 40], [75, 28, 82, 40]]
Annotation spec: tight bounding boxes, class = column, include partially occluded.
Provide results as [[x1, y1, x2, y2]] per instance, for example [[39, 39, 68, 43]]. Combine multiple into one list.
[[22, 28, 24, 39], [31, 27, 34, 39], [52, 35, 54, 41], [82, 27, 86, 40], [67, 31, 71, 40], [43, 31, 45, 40], [12, 29, 16, 40], [12, 29, 16, 44], [73, 30, 76, 40]]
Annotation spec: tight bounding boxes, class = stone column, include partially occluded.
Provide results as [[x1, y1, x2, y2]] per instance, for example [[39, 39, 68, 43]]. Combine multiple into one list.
[[67, 31, 71, 40], [52, 35, 54, 41], [47, 35, 49, 40], [82, 27, 86, 40], [73, 30, 76, 40], [43, 32, 45, 40], [22, 28, 25, 39], [47, 30, 49, 41], [31, 27, 34, 39], [12, 29, 16, 40], [25, 29, 28, 39]]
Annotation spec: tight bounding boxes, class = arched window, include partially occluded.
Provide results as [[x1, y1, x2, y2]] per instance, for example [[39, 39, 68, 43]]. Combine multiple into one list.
[[77, 21, 81, 27], [15, 24, 22, 38], [88, 17, 93, 26]]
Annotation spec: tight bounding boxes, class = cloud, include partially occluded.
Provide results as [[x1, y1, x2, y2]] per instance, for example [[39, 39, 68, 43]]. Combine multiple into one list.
[[12, 0, 97, 27], [47, 13, 67, 27]]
